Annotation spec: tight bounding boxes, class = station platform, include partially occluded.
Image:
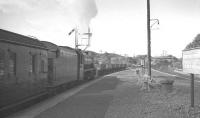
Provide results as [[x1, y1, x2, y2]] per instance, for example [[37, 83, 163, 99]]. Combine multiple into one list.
[[6, 69, 200, 118]]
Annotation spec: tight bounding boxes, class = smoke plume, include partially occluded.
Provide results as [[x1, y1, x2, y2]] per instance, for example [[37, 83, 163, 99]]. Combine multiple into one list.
[[0, 0, 98, 46], [67, 0, 98, 32]]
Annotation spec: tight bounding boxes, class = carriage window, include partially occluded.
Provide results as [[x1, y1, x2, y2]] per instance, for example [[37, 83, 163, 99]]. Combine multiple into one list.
[[8, 51, 16, 75], [0, 49, 5, 77], [29, 54, 37, 73], [41, 59, 45, 73], [31, 55, 36, 74]]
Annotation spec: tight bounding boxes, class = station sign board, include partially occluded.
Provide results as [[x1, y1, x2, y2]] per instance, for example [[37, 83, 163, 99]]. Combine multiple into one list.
[[182, 48, 200, 74]]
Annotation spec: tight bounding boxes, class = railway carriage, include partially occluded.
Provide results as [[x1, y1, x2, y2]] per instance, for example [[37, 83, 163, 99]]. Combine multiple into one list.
[[0, 29, 127, 116], [41, 42, 80, 85], [0, 29, 48, 108]]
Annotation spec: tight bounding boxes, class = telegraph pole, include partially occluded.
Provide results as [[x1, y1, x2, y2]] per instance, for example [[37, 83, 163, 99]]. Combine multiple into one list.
[[147, 0, 151, 80]]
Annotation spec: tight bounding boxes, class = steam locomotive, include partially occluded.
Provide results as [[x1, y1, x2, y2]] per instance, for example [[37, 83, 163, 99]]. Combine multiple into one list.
[[0, 29, 127, 115]]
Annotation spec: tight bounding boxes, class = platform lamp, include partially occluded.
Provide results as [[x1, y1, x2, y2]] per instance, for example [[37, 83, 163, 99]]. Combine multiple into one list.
[[68, 27, 78, 49]]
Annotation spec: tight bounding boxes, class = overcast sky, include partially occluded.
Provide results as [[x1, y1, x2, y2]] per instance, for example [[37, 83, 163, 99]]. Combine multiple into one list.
[[0, 0, 200, 57]]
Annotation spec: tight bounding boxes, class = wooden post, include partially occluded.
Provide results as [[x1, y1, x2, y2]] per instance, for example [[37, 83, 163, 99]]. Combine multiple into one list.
[[147, 0, 151, 80], [191, 73, 194, 107]]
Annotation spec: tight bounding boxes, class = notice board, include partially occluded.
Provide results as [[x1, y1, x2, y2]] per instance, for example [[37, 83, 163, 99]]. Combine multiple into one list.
[[182, 48, 200, 74]]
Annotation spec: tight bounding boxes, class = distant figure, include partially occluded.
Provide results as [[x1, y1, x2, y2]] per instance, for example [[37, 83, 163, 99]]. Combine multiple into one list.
[[136, 69, 140, 75]]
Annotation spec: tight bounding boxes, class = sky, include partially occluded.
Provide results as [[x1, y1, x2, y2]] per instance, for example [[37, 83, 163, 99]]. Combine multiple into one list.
[[0, 0, 200, 58]]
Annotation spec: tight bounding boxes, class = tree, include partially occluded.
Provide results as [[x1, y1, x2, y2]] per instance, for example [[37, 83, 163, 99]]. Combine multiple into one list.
[[185, 34, 200, 50]]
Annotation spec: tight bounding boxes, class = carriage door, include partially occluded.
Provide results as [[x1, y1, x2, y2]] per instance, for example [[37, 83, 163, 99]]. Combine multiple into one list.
[[0, 49, 5, 79], [48, 58, 54, 84]]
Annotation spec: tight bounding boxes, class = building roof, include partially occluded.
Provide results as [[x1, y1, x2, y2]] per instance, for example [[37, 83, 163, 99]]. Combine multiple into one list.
[[0, 29, 47, 49]]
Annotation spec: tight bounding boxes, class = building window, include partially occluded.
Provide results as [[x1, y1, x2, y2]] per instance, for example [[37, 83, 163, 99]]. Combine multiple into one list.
[[8, 51, 16, 76], [0, 49, 5, 78]]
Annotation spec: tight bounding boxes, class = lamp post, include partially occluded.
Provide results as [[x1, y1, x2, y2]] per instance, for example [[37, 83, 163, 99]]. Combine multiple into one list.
[[68, 27, 78, 49]]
